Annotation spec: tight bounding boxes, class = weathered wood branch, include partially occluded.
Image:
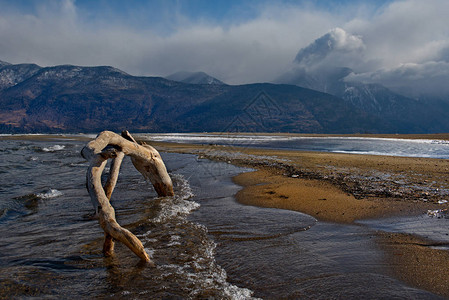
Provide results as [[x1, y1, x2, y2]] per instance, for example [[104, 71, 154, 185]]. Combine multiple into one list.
[[104, 151, 125, 200], [81, 131, 174, 263], [82, 130, 174, 198]]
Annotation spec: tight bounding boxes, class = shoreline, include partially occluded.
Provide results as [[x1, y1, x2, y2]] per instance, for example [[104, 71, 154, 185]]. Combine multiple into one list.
[[4, 133, 449, 297], [148, 140, 449, 298], [232, 169, 430, 224]]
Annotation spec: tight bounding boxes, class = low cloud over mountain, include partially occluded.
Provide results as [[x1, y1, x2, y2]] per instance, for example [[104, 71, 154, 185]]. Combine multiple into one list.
[[294, 28, 366, 72], [346, 61, 449, 99], [277, 23, 449, 101], [273, 26, 449, 132]]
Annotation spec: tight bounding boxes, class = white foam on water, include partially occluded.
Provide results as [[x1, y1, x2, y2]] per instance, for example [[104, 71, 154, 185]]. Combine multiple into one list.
[[149, 173, 199, 224], [42, 145, 65, 152], [139, 172, 258, 299], [144, 248, 155, 259], [150, 198, 200, 224], [156, 223, 258, 300], [36, 189, 63, 199], [167, 235, 182, 246]]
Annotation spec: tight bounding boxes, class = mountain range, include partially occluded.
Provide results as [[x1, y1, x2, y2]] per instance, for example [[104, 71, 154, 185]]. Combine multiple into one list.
[[0, 59, 448, 134]]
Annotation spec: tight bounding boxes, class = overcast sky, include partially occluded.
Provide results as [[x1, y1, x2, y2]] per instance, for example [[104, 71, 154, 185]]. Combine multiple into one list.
[[1, 0, 449, 97]]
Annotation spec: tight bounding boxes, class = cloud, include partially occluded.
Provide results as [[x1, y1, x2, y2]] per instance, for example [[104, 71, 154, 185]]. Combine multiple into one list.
[[347, 0, 449, 67], [291, 27, 366, 73], [346, 61, 449, 98], [338, 0, 449, 98], [1, 0, 449, 96], [0, 0, 338, 84], [276, 0, 449, 98], [274, 27, 375, 91], [294, 27, 365, 71]]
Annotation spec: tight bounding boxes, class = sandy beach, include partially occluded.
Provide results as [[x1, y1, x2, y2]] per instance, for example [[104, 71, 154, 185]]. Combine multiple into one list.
[[150, 137, 449, 298]]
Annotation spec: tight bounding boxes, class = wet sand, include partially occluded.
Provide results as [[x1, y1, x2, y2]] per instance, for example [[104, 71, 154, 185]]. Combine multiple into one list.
[[233, 170, 421, 224], [150, 139, 449, 298], [378, 232, 449, 298]]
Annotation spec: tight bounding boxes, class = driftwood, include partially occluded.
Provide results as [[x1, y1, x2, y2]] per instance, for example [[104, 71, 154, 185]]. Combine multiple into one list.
[[81, 130, 174, 263]]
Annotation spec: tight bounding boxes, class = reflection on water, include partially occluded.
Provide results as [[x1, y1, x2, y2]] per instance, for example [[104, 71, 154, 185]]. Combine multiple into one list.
[[358, 214, 449, 248], [0, 137, 444, 299]]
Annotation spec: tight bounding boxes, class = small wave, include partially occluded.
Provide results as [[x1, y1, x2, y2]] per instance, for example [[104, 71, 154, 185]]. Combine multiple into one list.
[[155, 223, 257, 299], [36, 189, 63, 199], [149, 173, 198, 224], [144, 248, 156, 259], [69, 162, 89, 167], [150, 196, 200, 224], [134, 171, 257, 299], [157, 262, 256, 299], [42, 145, 65, 152], [167, 235, 182, 246]]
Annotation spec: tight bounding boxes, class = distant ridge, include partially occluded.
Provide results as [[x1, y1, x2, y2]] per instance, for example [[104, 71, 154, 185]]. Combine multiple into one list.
[[0, 60, 448, 134], [0, 60, 11, 67], [0, 63, 42, 91], [166, 71, 225, 85]]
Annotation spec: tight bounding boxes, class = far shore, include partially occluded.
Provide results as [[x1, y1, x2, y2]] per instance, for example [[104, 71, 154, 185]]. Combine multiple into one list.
[[3, 132, 449, 297], [2, 131, 449, 141], [201, 131, 449, 141]]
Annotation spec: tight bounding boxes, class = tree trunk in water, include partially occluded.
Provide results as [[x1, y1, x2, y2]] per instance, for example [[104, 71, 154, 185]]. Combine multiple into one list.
[[81, 131, 174, 263]]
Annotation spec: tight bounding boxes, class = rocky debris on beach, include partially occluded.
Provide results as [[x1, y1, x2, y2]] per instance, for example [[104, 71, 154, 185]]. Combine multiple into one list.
[[192, 147, 449, 205], [427, 208, 449, 218]]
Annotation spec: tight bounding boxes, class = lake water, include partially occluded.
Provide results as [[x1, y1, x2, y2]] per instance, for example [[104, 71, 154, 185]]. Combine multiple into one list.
[[141, 133, 449, 159], [0, 136, 446, 299]]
